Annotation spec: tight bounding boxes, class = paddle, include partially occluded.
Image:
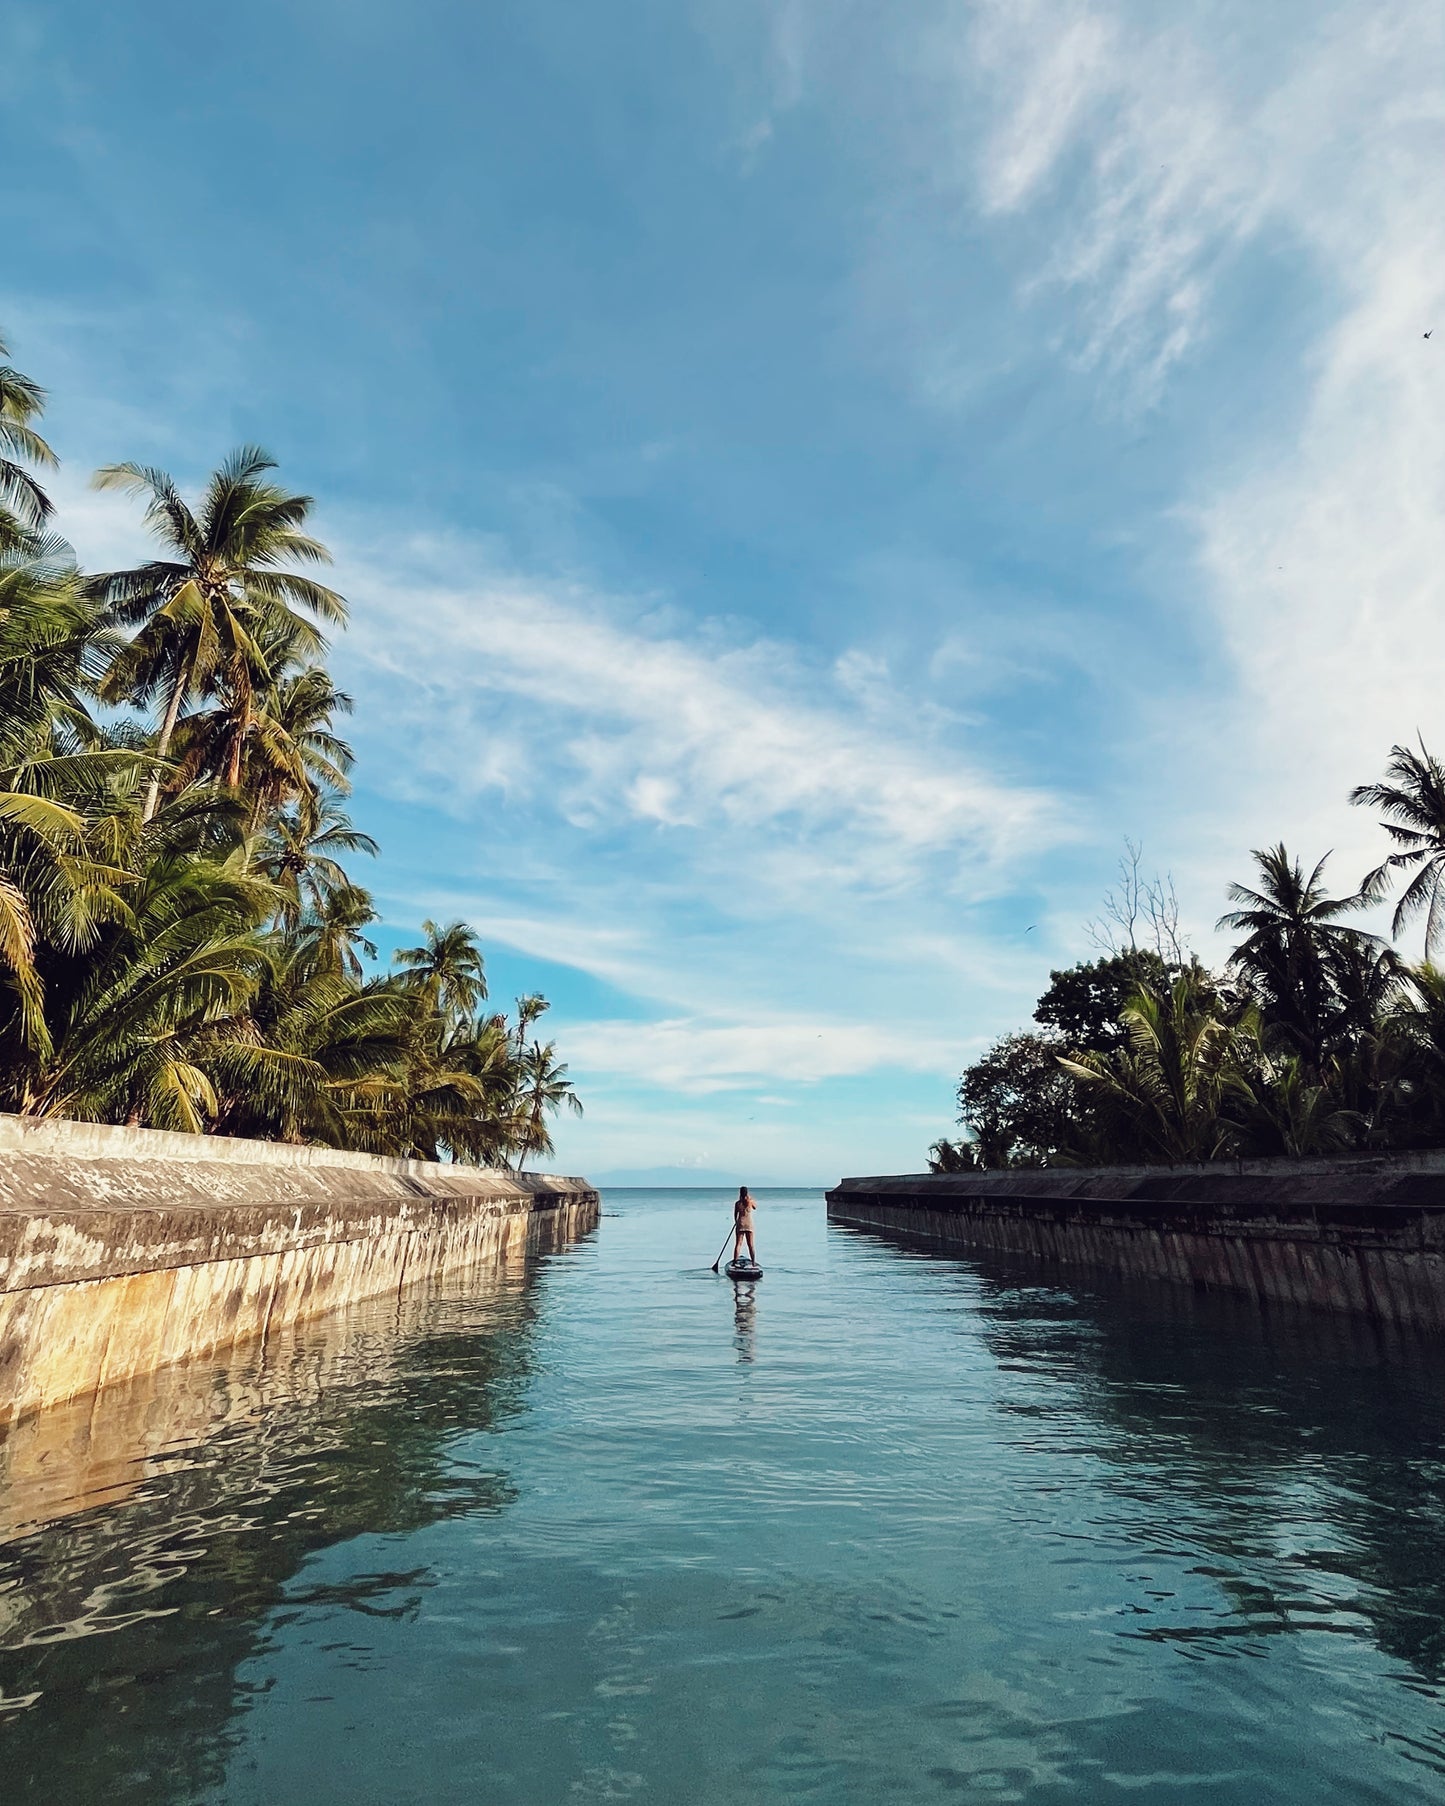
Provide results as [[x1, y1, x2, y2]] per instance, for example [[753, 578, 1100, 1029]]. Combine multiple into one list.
[[710, 1224, 735, 1274]]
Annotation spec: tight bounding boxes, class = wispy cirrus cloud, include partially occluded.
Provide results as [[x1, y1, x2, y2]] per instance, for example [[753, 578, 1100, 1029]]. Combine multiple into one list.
[[562, 1016, 959, 1095], [772, 0, 1434, 409], [328, 538, 1060, 1128], [966, 0, 1268, 395], [969, 0, 1445, 923], [761, 0, 1444, 904], [338, 540, 1067, 900]]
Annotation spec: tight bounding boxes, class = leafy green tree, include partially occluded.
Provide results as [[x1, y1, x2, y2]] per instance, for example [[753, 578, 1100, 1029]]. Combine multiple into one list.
[[1328, 934, 1408, 1042], [927, 1137, 980, 1173], [394, 920, 488, 1029], [210, 948, 410, 1148], [370, 1016, 508, 1165], [1229, 1037, 1361, 1158], [0, 542, 137, 1056], [1033, 952, 1172, 1054], [168, 625, 358, 829], [955, 1032, 1082, 1167], [1377, 964, 1445, 1147], [13, 836, 275, 1128], [0, 350, 579, 1155], [293, 882, 380, 982], [512, 992, 550, 1052]]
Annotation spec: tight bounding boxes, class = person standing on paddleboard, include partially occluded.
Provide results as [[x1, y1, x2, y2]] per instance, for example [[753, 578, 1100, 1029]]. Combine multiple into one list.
[[732, 1186, 757, 1264]]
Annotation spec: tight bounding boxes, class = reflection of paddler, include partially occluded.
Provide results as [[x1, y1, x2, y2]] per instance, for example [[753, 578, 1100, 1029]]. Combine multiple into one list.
[[733, 1281, 757, 1364], [732, 1186, 757, 1264]]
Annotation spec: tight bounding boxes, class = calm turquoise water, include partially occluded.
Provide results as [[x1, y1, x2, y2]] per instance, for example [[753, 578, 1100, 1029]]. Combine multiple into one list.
[[2, 1188, 1444, 1803]]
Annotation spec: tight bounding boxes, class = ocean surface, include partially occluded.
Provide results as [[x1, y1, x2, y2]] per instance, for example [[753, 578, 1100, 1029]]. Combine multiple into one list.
[[2, 1188, 1443, 1804]]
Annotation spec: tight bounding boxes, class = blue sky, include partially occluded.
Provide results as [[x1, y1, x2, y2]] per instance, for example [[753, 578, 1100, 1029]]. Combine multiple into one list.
[[3, 0, 1442, 1181]]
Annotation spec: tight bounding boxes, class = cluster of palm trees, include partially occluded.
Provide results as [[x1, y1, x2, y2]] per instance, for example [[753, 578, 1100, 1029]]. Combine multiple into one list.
[[0, 331, 580, 1164], [933, 755, 1445, 1170]]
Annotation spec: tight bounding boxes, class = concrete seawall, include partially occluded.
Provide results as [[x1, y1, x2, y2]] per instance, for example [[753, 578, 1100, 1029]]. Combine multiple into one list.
[[0, 1114, 599, 1425], [827, 1154, 1445, 1329]]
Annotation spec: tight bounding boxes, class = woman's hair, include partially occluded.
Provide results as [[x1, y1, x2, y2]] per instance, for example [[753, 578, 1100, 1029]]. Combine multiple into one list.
[[738, 1184, 749, 1198]]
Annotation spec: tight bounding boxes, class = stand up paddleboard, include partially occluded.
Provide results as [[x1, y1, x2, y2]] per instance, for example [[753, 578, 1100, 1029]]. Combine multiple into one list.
[[725, 1258, 763, 1281]]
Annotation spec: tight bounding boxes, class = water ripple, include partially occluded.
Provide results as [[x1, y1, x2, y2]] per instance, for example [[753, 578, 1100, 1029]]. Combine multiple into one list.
[[1, 1192, 1443, 1802]]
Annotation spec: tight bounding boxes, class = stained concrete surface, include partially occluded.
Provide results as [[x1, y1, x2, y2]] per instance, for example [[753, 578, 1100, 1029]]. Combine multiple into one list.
[[828, 1154, 1445, 1328], [0, 1115, 597, 1424]]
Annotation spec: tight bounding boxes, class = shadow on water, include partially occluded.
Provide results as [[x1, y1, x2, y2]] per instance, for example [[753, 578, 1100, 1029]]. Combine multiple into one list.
[[836, 1223, 1445, 1688], [0, 1240, 584, 1805]]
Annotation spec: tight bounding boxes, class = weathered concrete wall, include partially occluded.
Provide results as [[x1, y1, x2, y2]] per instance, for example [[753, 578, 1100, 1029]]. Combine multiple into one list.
[[827, 1153, 1445, 1329], [0, 1242, 539, 1548], [0, 1114, 598, 1424]]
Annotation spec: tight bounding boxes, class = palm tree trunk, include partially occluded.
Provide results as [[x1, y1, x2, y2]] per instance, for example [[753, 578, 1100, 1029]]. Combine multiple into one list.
[[518, 1091, 543, 1172], [225, 695, 251, 791], [141, 660, 190, 824], [247, 781, 273, 835]]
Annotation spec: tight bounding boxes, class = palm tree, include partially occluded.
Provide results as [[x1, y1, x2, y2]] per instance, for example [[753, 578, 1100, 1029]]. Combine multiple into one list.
[[1351, 741, 1445, 955], [253, 801, 378, 933], [166, 626, 358, 830], [0, 332, 56, 552], [243, 658, 357, 829], [1216, 845, 1375, 1069], [927, 1138, 981, 1173], [512, 992, 549, 1052], [0, 346, 588, 1154], [1230, 1036, 1361, 1158], [209, 937, 412, 1147], [350, 1011, 501, 1164], [10, 848, 275, 1128], [90, 447, 345, 820], [436, 1010, 520, 1165], [0, 540, 137, 1055], [1060, 971, 1249, 1163], [394, 920, 487, 1029], [292, 882, 379, 981], [513, 1040, 583, 1170]]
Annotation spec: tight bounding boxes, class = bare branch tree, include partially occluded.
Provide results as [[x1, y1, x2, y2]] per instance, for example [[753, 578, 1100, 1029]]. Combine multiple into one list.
[[1087, 838, 1143, 956], [1143, 867, 1185, 965], [1087, 838, 1188, 964]]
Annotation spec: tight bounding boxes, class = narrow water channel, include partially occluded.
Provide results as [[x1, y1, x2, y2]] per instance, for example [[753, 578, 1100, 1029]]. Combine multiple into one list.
[[2, 1190, 1443, 1803]]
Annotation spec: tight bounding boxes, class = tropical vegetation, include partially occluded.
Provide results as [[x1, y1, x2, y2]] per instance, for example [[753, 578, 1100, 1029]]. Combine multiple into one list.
[[0, 331, 580, 1164], [932, 767, 1445, 1170]]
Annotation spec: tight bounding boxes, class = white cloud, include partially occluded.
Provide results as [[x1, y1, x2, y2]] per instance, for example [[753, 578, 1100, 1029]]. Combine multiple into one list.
[[968, 0, 1445, 928], [1190, 239, 1445, 908], [972, 7, 1117, 216], [784, 1, 1434, 412], [390, 904, 656, 995], [563, 1016, 959, 1094], [776, 0, 1444, 921], [329, 540, 1069, 1114], [339, 543, 1066, 898], [944, 0, 1288, 396], [34, 464, 159, 572]]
